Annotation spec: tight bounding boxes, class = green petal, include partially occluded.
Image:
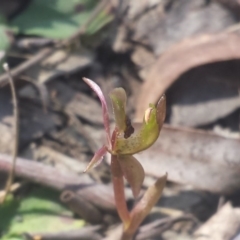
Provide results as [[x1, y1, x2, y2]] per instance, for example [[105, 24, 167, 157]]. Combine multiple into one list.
[[113, 95, 166, 155], [109, 88, 127, 132]]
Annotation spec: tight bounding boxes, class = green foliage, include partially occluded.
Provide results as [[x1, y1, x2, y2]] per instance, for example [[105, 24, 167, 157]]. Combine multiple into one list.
[[86, 9, 113, 35], [0, 187, 84, 240], [0, 16, 13, 72], [10, 0, 113, 39], [0, 25, 11, 52]]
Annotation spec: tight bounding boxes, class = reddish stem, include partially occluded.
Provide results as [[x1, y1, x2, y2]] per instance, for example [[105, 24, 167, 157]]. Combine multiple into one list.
[[111, 155, 130, 227], [111, 128, 130, 227]]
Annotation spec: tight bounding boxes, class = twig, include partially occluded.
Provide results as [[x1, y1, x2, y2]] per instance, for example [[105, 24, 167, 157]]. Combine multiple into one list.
[[104, 214, 199, 240], [68, 113, 98, 153], [19, 75, 49, 113], [0, 153, 116, 213], [60, 190, 103, 223], [0, 182, 21, 199], [136, 214, 199, 240], [0, 0, 111, 86], [0, 63, 19, 204], [23, 225, 102, 240], [0, 48, 52, 86]]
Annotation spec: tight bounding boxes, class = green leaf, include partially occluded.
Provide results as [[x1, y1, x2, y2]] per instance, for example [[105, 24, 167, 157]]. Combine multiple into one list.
[[0, 25, 11, 51], [0, 15, 14, 72], [86, 9, 114, 35], [0, 14, 12, 50], [0, 195, 19, 239], [10, 0, 113, 39], [0, 187, 84, 240]]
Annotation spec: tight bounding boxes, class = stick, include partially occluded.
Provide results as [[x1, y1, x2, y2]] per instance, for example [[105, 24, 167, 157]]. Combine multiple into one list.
[[0, 48, 52, 86], [0, 63, 19, 204], [0, 0, 111, 86], [60, 190, 102, 223], [23, 225, 102, 240], [0, 153, 116, 212], [136, 214, 199, 240], [0, 182, 21, 199], [19, 75, 49, 113], [68, 113, 98, 153]]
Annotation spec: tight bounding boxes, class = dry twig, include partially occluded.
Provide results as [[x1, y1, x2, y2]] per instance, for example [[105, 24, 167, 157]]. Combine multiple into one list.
[[68, 113, 98, 153], [0, 153, 116, 213], [0, 182, 21, 199], [19, 75, 49, 113], [136, 214, 199, 240], [23, 225, 102, 240], [0, 63, 19, 204]]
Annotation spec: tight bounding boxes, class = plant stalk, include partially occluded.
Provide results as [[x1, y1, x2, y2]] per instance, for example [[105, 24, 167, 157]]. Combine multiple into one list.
[[111, 155, 130, 228]]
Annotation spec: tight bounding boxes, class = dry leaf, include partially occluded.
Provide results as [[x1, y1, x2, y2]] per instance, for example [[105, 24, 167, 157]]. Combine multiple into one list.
[[136, 124, 240, 194], [127, 0, 162, 20], [135, 32, 240, 121], [32, 146, 87, 173], [167, 64, 240, 126], [215, 0, 240, 14], [194, 202, 240, 240], [25, 48, 94, 84], [131, 0, 235, 54], [0, 153, 116, 212], [49, 81, 103, 125]]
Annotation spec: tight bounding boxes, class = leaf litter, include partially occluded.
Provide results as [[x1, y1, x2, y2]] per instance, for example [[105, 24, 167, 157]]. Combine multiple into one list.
[[0, 0, 240, 239]]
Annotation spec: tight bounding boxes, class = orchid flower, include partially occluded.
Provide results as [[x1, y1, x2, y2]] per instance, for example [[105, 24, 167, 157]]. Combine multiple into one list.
[[83, 77, 167, 240]]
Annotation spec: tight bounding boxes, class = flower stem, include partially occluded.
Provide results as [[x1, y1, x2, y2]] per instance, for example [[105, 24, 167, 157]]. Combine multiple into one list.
[[121, 231, 134, 240], [111, 155, 130, 227]]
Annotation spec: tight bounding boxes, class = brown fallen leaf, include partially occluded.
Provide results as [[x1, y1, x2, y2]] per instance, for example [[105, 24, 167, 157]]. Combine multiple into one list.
[[130, 0, 235, 56], [20, 99, 64, 145], [194, 202, 240, 240], [127, 0, 162, 20], [24, 225, 102, 240], [49, 81, 103, 125], [131, 45, 156, 79], [136, 124, 240, 194], [0, 90, 63, 153], [32, 145, 88, 173], [0, 153, 134, 214], [104, 214, 196, 240], [135, 32, 240, 121], [166, 62, 240, 127], [25, 48, 94, 84], [215, 0, 240, 16]]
